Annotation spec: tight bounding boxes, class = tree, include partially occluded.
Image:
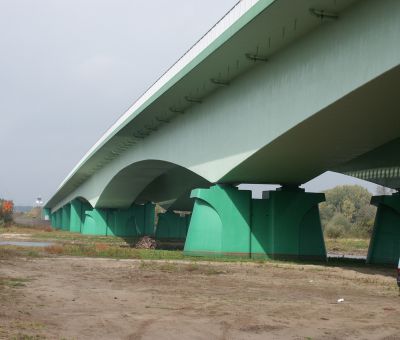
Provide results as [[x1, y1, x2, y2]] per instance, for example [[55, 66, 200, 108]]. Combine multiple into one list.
[[319, 185, 376, 238], [0, 199, 14, 226]]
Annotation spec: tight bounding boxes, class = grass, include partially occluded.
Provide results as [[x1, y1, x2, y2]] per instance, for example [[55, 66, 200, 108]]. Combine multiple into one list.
[[0, 277, 31, 288], [42, 242, 255, 263], [325, 237, 369, 254], [45, 243, 186, 260], [139, 261, 226, 275], [0, 247, 41, 260], [12, 335, 46, 340], [0, 225, 374, 266], [0, 225, 132, 245]]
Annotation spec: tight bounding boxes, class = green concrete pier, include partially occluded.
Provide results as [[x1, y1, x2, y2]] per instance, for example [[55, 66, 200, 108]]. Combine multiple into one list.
[[184, 185, 326, 260], [367, 194, 400, 265]]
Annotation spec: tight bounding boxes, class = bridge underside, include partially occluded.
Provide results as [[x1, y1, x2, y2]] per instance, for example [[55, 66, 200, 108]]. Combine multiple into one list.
[[45, 0, 400, 265], [222, 64, 400, 187]]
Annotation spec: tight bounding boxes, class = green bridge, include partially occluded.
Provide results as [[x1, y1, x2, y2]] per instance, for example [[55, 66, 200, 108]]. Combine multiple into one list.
[[45, 0, 400, 265]]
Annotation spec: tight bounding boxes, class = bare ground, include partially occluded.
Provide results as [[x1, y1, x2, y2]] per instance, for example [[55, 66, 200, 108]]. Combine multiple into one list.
[[0, 256, 399, 340]]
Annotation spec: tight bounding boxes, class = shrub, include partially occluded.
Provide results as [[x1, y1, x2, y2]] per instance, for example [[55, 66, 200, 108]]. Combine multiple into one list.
[[325, 223, 345, 239], [320, 185, 377, 238], [44, 245, 64, 254], [0, 199, 14, 226], [324, 213, 350, 238]]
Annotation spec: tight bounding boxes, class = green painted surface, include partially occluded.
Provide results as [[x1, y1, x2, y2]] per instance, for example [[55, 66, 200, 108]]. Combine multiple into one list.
[[46, 0, 278, 210], [79, 203, 155, 237], [184, 185, 326, 260], [367, 194, 400, 265], [70, 199, 92, 233], [184, 185, 252, 256], [82, 209, 108, 235], [43, 1, 400, 263], [107, 203, 155, 237], [47, 1, 400, 215], [265, 188, 326, 260], [55, 209, 62, 229], [50, 212, 56, 228], [250, 199, 269, 257], [43, 208, 51, 221], [156, 211, 190, 239], [61, 204, 71, 231]]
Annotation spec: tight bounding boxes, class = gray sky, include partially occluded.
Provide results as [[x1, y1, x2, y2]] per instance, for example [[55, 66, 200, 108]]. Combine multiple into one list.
[[0, 0, 380, 205]]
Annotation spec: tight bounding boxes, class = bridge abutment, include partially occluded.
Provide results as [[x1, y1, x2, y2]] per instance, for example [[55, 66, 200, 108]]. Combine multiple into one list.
[[184, 185, 326, 260], [367, 193, 400, 265]]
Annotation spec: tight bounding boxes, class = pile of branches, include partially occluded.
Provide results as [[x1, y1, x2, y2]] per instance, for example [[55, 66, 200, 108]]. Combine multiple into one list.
[[135, 236, 157, 249]]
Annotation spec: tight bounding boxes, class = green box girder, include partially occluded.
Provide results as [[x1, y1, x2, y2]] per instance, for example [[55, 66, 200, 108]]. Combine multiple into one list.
[[184, 185, 326, 260]]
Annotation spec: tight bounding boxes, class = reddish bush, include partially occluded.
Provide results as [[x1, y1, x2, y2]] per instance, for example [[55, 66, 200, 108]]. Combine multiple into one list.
[[44, 245, 64, 254], [95, 243, 109, 252], [0, 199, 14, 225]]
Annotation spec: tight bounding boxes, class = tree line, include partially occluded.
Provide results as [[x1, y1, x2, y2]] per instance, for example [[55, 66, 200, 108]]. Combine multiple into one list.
[[319, 185, 380, 238]]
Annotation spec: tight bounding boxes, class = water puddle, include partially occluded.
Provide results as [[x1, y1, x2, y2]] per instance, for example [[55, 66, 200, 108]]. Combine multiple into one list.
[[0, 241, 54, 247]]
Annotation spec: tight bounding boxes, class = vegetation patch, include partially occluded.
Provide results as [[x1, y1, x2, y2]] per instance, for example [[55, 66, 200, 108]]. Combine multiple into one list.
[[0, 246, 41, 259], [139, 261, 226, 275], [12, 334, 46, 340], [320, 185, 376, 239], [0, 277, 31, 289], [325, 238, 369, 254]]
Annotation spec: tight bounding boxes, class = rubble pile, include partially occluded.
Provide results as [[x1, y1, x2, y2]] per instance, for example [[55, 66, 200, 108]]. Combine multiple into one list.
[[135, 236, 157, 249]]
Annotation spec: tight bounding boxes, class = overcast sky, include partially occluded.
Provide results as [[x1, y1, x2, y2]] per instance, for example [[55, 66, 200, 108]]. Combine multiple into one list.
[[0, 0, 380, 205]]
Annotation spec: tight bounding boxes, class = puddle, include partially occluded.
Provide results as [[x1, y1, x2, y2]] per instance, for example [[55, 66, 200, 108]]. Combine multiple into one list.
[[0, 241, 54, 247], [1, 233, 32, 239]]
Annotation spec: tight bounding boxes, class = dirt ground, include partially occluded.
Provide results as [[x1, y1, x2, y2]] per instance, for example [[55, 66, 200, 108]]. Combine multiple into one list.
[[0, 256, 399, 340]]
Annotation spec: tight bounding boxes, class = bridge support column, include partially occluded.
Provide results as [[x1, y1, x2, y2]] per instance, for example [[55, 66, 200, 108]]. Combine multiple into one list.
[[43, 208, 51, 221], [61, 204, 71, 231], [259, 187, 326, 261], [50, 212, 56, 228], [106, 203, 155, 237], [81, 203, 155, 237], [82, 208, 108, 235], [156, 211, 191, 240], [54, 209, 62, 229], [184, 185, 326, 260], [70, 199, 92, 233], [184, 185, 252, 257], [367, 193, 400, 265]]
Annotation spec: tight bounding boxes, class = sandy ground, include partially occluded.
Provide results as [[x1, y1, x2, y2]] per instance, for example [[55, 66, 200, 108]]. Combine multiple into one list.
[[0, 256, 399, 340]]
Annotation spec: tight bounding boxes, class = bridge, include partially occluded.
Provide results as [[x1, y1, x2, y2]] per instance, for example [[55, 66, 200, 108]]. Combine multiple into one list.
[[44, 0, 400, 265]]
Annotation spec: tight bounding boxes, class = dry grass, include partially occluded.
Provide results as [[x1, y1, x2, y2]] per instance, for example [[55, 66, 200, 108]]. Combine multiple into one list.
[[0, 277, 31, 289], [95, 243, 110, 252], [44, 245, 64, 255], [139, 262, 227, 275], [325, 238, 369, 254], [0, 247, 41, 259]]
